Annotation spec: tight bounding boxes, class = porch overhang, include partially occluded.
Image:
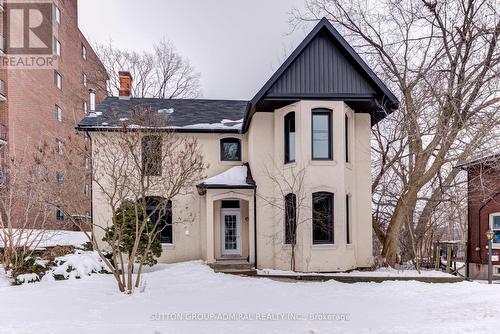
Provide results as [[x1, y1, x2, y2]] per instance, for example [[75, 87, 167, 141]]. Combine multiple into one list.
[[196, 163, 256, 196]]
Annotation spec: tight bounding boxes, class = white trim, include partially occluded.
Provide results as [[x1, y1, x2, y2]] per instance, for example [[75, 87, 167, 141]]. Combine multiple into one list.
[[489, 213, 500, 248]]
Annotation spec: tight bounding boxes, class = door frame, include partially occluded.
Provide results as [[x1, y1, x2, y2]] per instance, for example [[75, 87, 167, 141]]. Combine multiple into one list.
[[220, 208, 242, 256]]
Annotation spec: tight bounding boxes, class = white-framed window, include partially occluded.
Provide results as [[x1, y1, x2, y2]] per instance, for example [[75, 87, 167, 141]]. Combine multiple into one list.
[[490, 213, 500, 244], [82, 100, 88, 114], [54, 71, 62, 90], [84, 183, 89, 196], [53, 4, 61, 24], [82, 43, 87, 60], [53, 37, 61, 56], [54, 105, 62, 122], [85, 157, 90, 169], [89, 89, 96, 111], [55, 138, 63, 155], [82, 73, 88, 87]]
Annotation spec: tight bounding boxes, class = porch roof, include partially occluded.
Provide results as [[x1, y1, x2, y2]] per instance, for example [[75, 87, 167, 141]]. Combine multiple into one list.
[[197, 163, 256, 195]]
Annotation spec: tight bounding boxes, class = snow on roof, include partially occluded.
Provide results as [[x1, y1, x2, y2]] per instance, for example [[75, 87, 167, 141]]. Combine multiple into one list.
[[179, 118, 243, 130], [202, 165, 249, 186]]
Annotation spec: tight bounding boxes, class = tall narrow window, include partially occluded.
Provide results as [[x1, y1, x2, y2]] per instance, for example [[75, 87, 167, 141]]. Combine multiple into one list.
[[82, 44, 87, 60], [55, 138, 63, 155], [284, 193, 297, 244], [142, 136, 162, 176], [346, 194, 351, 244], [53, 38, 61, 56], [220, 138, 241, 161], [311, 109, 332, 160], [56, 171, 64, 185], [146, 197, 173, 244], [82, 73, 88, 87], [345, 114, 350, 163], [82, 100, 88, 114], [284, 112, 296, 163], [54, 105, 62, 122], [53, 5, 61, 24], [89, 89, 96, 111], [312, 192, 334, 244], [54, 71, 62, 90]]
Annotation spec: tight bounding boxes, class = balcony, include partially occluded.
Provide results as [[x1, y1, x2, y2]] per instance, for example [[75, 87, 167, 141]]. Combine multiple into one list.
[[0, 80, 5, 101], [0, 124, 6, 146]]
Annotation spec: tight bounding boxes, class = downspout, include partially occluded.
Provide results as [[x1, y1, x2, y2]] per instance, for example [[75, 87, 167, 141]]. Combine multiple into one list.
[[86, 131, 95, 247], [254, 186, 257, 268]]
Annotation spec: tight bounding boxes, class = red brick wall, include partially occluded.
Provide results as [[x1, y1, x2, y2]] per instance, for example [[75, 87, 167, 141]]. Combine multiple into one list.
[[467, 163, 500, 265], [1, 0, 107, 229]]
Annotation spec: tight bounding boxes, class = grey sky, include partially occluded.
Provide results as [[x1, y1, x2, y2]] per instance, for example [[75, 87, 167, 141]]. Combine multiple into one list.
[[78, 0, 314, 100]]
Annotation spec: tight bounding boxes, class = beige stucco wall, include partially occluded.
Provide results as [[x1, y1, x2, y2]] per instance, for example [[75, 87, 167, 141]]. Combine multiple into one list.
[[90, 100, 373, 272]]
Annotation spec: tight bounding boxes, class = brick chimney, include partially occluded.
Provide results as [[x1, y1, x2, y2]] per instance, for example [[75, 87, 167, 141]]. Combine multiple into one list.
[[118, 71, 133, 99]]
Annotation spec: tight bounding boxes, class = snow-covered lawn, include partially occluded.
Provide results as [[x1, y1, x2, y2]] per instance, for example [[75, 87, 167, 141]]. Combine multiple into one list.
[[0, 259, 499, 334], [258, 267, 454, 277], [0, 229, 89, 249]]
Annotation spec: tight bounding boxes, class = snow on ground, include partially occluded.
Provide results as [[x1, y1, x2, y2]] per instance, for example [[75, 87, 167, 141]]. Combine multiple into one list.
[[0, 257, 499, 334], [258, 267, 455, 277], [0, 229, 89, 249]]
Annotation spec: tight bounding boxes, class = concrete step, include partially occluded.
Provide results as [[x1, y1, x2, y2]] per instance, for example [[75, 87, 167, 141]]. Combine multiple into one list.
[[208, 261, 256, 275]]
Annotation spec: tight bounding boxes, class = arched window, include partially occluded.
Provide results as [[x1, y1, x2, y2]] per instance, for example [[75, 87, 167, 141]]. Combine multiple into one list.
[[146, 197, 173, 244], [311, 109, 332, 160], [220, 138, 241, 161], [312, 192, 334, 244], [284, 193, 297, 244], [284, 112, 296, 163]]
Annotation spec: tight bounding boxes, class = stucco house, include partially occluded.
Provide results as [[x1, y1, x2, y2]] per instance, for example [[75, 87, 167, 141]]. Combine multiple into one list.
[[77, 18, 399, 272]]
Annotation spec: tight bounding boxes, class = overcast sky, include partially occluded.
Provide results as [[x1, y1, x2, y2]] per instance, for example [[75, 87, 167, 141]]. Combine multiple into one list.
[[78, 0, 315, 100]]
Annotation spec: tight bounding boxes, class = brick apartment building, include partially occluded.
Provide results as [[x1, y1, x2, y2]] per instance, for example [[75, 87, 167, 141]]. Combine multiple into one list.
[[0, 0, 107, 228]]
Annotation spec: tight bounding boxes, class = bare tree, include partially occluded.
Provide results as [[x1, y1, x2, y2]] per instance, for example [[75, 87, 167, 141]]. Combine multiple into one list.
[[51, 107, 207, 294], [95, 39, 201, 99], [0, 147, 52, 270], [294, 0, 500, 266]]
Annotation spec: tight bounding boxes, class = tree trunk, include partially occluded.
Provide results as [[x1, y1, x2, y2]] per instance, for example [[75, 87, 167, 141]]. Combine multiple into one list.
[[382, 190, 418, 266]]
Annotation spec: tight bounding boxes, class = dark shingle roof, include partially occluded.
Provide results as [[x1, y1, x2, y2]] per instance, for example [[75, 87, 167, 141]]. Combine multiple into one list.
[[77, 97, 250, 133]]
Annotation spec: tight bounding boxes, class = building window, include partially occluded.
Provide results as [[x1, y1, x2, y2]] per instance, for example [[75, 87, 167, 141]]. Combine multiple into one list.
[[56, 171, 64, 185], [142, 136, 162, 176], [220, 138, 241, 161], [491, 213, 500, 244], [83, 73, 88, 87], [82, 44, 87, 60], [284, 112, 296, 164], [53, 5, 61, 24], [345, 114, 350, 163], [54, 71, 62, 90], [346, 194, 351, 244], [89, 89, 96, 111], [284, 193, 297, 244], [82, 100, 88, 114], [146, 197, 172, 244], [55, 138, 63, 155], [311, 109, 332, 160], [54, 105, 62, 122], [56, 207, 64, 221], [312, 192, 334, 244], [84, 183, 89, 196], [221, 200, 240, 208], [85, 157, 90, 169], [53, 38, 61, 57]]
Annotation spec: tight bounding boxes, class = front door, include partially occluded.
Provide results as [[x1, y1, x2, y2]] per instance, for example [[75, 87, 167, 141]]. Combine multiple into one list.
[[221, 209, 241, 256]]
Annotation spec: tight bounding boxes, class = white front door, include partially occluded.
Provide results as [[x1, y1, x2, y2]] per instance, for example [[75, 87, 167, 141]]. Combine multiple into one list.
[[221, 209, 242, 256]]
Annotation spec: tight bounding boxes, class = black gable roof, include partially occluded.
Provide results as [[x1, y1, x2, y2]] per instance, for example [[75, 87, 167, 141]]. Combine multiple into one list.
[[245, 18, 399, 130], [78, 97, 249, 133], [78, 18, 399, 134]]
